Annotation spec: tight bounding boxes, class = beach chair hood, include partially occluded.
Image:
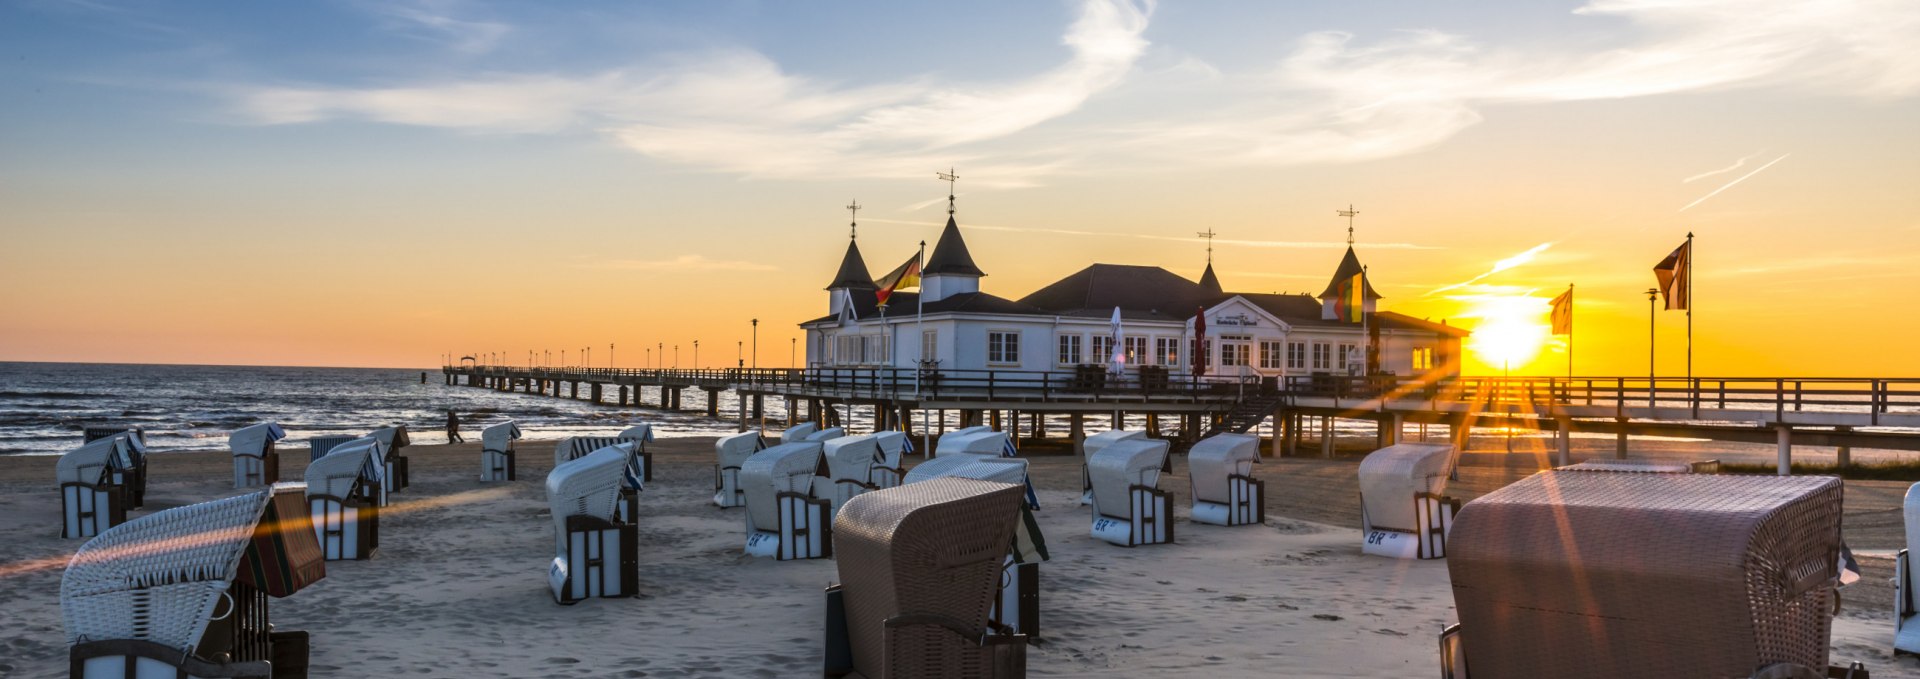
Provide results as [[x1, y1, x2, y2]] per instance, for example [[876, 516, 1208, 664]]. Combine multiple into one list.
[[228, 423, 287, 459], [1089, 438, 1170, 518], [1357, 443, 1452, 533], [715, 431, 764, 470], [905, 455, 1029, 486], [482, 421, 522, 452], [61, 486, 326, 650], [1188, 433, 1260, 504], [935, 426, 993, 454], [741, 442, 825, 532], [58, 434, 142, 485], [805, 427, 846, 442], [545, 445, 631, 542], [366, 426, 408, 450], [1082, 429, 1145, 459], [617, 424, 654, 443], [781, 422, 818, 444], [303, 437, 384, 498], [939, 430, 1010, 457], [822, 434, 881, 483]]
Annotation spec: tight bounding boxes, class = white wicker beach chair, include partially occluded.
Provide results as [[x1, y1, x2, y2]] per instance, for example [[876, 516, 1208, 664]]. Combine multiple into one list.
[[229, 423, 287, 489], [303, 437, 385, 560], [554, 432, 655, 485], [546, 446, 638, 604], [1358, 443, 1458, 559], [869, 431, 911, 489], [816, 434, 883, 518], [481, 421, 522, 482], [1088, 438, 1174, 547], [902, 455, 1048, 636], [741, 442, 831, 560], [1188, 433, 1264, 527], [63, 485, 326, 679], [713, 431, 764, 508], [938, 429, 1005, 457], [81, 426, 147, 508], [806, 427, 848, 442], [366, 425, 410, 493], [57, 435, 143, 539], [781, 422, 819, 444], [936, 426, 993, 455], [1898, 482, 1920, 654], [1078, 430, 1145, 505]]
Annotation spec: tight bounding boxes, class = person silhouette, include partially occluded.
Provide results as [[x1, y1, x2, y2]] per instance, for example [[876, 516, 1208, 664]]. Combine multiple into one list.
[[446, 409, 464, 444]]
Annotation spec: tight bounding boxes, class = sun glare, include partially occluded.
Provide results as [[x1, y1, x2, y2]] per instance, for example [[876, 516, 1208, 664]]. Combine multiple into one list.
[[1466, 295, 1550, 371]]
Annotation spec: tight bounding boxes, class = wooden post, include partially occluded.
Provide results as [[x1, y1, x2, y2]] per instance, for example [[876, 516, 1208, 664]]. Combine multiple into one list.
[[1268, 407, 1284, 458], [752, 394, 764, 421], [618, 385, 628, 406], [569, 382, 579, 399], [1319, 416, 1333, 458], [1033, 412, 1046, 439], [785, 398, 796, 427], [707, 389, 721, 417], [1615, 418, 1629, 459], [1776, 425, 1793, 476], [990, 409, 1002, 432], [1836, 426, 1852, 468], [1070, 413, 1086, 457], [1555, 417, 1571, 467], [737, 390, 749, 432]]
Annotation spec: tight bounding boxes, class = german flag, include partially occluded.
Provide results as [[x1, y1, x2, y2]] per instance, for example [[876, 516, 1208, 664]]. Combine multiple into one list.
[[1336, 272, 1364, 322], [874, 253, 921, 308], [1550, 287, 1573, 335]]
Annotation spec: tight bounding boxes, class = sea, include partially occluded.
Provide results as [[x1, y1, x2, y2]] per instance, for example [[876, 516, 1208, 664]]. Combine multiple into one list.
[[0, 362, 790, 456]]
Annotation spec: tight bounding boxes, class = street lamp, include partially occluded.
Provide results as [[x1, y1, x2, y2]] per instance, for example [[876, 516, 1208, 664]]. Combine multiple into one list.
[[751, 318, 759, 370], [737, 341, 743, 369], [693, 340, 700, 369], [610, 343, 615, 370], [658, 343, 663, 371], [791, 337, 796, 368], [674, 345, 679, 369]]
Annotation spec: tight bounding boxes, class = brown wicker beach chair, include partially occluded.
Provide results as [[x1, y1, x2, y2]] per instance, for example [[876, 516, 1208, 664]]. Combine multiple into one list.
[[1441, 470, 1860, 679], [825, 477, 1029, 678]]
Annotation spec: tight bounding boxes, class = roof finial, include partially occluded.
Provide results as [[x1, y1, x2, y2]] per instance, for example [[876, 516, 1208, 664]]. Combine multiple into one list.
[[1196, 228, 1217, 265], [1338, 204, 1359, 246], [846, 199, 862, 240], [937, 167, 959, 216]]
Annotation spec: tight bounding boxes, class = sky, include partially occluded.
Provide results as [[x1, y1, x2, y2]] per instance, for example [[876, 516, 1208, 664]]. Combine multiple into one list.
[[2, 0, 1917, 376]]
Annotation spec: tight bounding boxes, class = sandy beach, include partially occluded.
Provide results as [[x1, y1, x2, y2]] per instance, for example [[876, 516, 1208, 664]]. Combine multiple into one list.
[[3, 434, 1918, 678]]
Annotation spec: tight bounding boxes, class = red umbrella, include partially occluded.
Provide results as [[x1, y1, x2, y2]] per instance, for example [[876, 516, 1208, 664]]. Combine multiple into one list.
[[1191, 306, 1207, 377]]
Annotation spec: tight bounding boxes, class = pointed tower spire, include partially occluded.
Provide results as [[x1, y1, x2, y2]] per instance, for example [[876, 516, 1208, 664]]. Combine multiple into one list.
[[1195, 229, 1222, 294], [826, 201, 875, 291]]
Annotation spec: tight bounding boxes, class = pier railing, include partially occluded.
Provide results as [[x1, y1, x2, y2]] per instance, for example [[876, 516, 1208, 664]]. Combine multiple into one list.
[[1288, 375, 1920, 424], [445, 365, 1265, 403]]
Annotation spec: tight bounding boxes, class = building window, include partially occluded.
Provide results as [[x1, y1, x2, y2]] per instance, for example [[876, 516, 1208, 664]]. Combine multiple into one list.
[[1311, 342, 1332, 371], [1412, 346, 1434, 371], [921, 330, 937, 364], [1221, 343, 1251, 367], [1156, 337, 1179, 366], [1259, 341, 1284, 369], [1286, 342, 1306, 370], [1056, 334, 1083, 365], [989, 331, 1020, 365], [1338, 343, 1357, 371], [1124, 336, 1149, 366], [1091, 335, 1114, 365]]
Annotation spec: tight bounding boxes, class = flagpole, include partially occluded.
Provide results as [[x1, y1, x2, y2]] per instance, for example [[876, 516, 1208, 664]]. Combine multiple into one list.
[[1685, 232, 1694, 402], [915, 240, 925, 399], [1567, 283, 1574, 380]]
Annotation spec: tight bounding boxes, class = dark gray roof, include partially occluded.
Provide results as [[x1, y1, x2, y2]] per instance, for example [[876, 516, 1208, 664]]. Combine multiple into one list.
[[803, 290, 1041, 325], [1198, 263, 1222, 295], [826, 239, 876, 290], [923, 217, 985, 277], [1017, 264, 1210, 315], [1316, 247, 1382, 300], [1234, 293, 1469, 336]]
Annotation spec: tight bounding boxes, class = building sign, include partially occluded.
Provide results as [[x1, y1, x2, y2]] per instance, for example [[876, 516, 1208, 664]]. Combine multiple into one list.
[[1214, 314, 1258, 327]]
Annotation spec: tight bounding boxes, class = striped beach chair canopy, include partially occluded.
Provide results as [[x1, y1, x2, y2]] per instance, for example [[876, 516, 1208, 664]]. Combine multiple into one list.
[[61, 486, 326, 651], [228, 423, 287, 459], [482, 421, 522, 452], [742, 442, 824, 533], [780, 422, 818, 444], [1188, 433, 1260, 505], [546, 446, 629, 538], [58, 434, 143, 485], [715, 431, 765, 470], [1089, 438, 1170, 519], [1357, 443, 1453, 534], [366, 426, 408, 451], [304, 437, 384, 499]]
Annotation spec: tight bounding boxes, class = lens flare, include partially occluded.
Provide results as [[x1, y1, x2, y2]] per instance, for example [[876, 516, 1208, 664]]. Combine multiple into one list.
[[1465, 295, 1549, 370]]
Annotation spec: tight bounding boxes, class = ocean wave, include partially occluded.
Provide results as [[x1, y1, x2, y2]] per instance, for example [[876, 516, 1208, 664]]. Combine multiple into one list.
[[0, 390, 96, 400]]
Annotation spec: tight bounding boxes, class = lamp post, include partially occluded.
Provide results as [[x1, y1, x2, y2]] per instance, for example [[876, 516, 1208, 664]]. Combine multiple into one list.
[[674, 345, 679, 369], [791, 337, 796, 368], [738, 341, 743, 369], [645, 347, 651, 370], [752, 318, 759, 370], [693, 340, 700, 369], [610, 343, 614, 370], [658, 343, 663, 371]]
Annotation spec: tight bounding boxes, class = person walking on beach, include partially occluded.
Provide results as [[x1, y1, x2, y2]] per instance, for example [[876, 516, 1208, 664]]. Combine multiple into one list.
[[446, 409, 464, 444]]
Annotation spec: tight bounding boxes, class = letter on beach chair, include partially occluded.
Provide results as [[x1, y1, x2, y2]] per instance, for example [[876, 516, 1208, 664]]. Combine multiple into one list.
[[62, 485, 327, 679], [1440, 471, 1859, 679], [1088, 438, 1173, 547], [741, 442, 831, 560], [546, 446, 639, 604], [57, 434, 143, 539], [481, 421, 522, 481], [1078, 430, 1144, 506], [82, 426, 146, 509], [303, 437, 385, 560], [904, 456, 1048, 638], [1358, 443, 1458, 560], [824, 478, 1030, 678], [714, 431, 764, 508], [230, 422, 287, 488], [1187, 433, 1264, 527]]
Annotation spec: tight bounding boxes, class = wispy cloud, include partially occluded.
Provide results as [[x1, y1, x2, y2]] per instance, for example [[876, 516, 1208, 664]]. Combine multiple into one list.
[[1683, 150, 1766, 183], [1425, 242, 1555, 296], [1678, 153, 1789, 211], [363, 0, 510, 55], [860, 217, 1439, 250], [581, 255, 775, 272]]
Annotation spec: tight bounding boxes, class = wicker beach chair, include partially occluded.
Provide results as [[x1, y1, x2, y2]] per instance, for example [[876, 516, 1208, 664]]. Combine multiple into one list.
[[937, 430, 1007, 458], [546, 446, 639, 604], [742, 441, 832, 560], [808, 427, 849, 442], [481, 421, 522, 482], [305, 435, 356, 463], [303, 437, 385, 560], [1558, 459, 1722, 473], [783, 422, 820, 444], [366, 426, 411, 493], [714, 431, 765, 508], [554, 432, 655, 484], [818, 434, 882, 517], [57, 434, 143, 539], [1441, 471, 1855, 679], [81, 426, 147, 509], [1187, 433, 1263, 527], [1087, 438, 1173, 547], [1897, 483, 1920, 655], [823, 478, 1030, 678], [903, 457, 1048, 637], [869, 431, 912, 489], [1078, 430, 1145, 505], [1358, 443, 1458, 559], [935, 426, 993, 455], [230, 423, 287, 488], [63, 485, 326, 679]]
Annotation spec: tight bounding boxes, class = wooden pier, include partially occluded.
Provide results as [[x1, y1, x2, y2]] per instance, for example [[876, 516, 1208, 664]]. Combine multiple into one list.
[[441, 365, 1920, 473]]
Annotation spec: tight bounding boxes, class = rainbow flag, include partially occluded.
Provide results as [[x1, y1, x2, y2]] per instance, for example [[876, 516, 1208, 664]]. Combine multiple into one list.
[[1336, 272, 1364, 322], [874, 253, 922, 307]]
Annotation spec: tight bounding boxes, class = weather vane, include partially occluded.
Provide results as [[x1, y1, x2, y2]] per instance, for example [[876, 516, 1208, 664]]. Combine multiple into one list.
[[1196, 228, 1217, 265], [937, 167, 959, 215], [1338, 204, 1359, 245], [846, 199, 861, 240]]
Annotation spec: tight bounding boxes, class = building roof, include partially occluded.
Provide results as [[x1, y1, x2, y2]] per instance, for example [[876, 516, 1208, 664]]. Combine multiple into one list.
[[1316, 247, 1383, 300], [803, 290, 1041, 325], [1017, 264, 1210, 315], [1234, 293, 1469, 336], [923, 217, 985, 277], [827, 239, 876, 290], [1198, 263, 1222, 295]]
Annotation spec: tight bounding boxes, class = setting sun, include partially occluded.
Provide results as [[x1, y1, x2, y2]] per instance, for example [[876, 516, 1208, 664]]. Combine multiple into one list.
[[1465, 295, 1551, 372]]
